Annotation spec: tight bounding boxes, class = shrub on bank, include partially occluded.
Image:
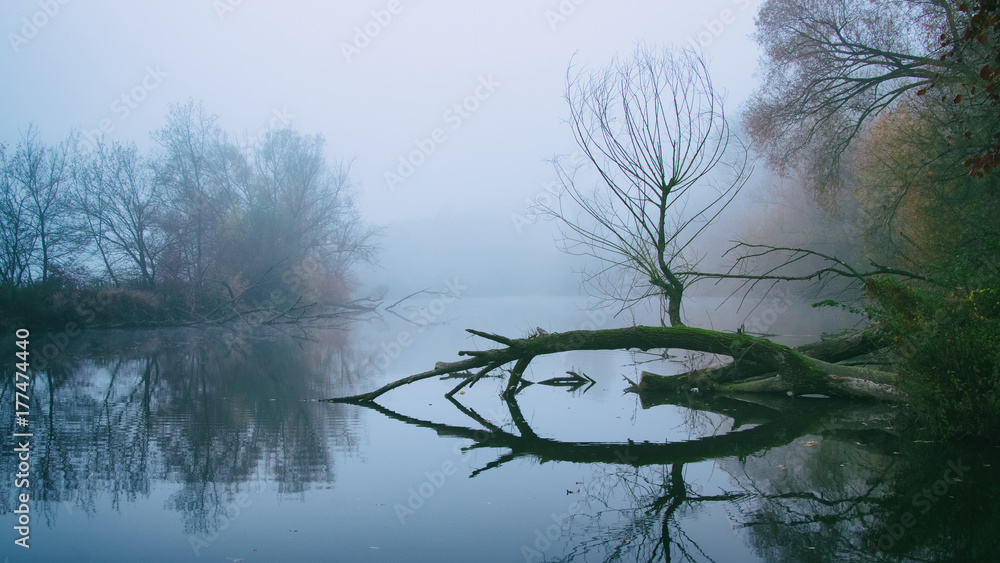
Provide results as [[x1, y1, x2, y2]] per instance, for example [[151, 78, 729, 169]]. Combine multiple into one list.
[[897, 288, 1000, 439], [0, 283, 167, 332], [868, 278, 1000, 441]]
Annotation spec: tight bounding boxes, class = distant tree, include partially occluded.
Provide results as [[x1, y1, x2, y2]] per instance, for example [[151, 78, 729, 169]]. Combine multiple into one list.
[[740, 1, 1000, 441], [227, 128, 378, 302], [151, 101, 235, 293], [0, 142, 33, 286], [743, 0, 999, 279], [545, 46, 750, 326], [743, 0, 1000, 288], [0, 126, 75, 285], [0, 105, 379, 329], [73, 139, 164, 287]]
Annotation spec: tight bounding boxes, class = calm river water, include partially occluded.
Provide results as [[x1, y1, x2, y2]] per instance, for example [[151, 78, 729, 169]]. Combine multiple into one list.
[[2, 295, 998, 562]]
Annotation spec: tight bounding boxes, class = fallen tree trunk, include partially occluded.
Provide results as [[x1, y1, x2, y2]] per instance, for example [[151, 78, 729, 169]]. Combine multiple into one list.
[[795, 329, 890, 363], [638, 329, 896, 400], [646, 329, 890, 386], [639, 357, 897, 402], [327, 326, 897, 404]]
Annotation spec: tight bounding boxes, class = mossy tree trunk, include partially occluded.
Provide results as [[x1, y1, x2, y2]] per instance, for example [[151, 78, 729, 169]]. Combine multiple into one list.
[[328, 326, 896, 404]]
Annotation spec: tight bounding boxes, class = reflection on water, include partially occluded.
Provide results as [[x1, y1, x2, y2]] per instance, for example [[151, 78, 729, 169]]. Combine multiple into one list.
[[1, 328, 365, 558], [1, 301, 998, 561]]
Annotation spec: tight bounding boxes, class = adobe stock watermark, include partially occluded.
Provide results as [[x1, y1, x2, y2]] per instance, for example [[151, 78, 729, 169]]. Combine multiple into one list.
[[511, 179, 561, 234], [519, 476, 613, 562], [544, 0, 588, 31], [871, 459, 969, 552], [384, 75, 500, 191], [213, 0, 246, 21], [511, 152, 587, 234], [394, 457, 460, 524], [340, 0, 404, 63], [520, 445, 639, 562], [252, 106, 295, 142], [187, 492, 253, 556], [395, 411, 508, 525], [77, 65, 169, 152], [686, 0, 752, 52], [7, 0, 71, 54], [742, 286, 794, 337]]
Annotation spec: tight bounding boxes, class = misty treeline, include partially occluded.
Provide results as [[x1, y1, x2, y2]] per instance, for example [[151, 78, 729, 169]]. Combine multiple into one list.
[[0, 101, 378, 328]]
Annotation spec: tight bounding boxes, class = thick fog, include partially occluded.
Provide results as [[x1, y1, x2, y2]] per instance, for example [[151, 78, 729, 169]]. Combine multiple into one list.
[[1, 0, 765, 303]]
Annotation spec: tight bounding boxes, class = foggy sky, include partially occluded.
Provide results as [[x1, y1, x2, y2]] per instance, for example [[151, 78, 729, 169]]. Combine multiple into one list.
[[1, 0, 763, 297]]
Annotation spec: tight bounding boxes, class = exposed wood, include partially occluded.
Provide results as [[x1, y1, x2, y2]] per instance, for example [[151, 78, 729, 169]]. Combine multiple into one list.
[[639, 359, 897, 401], [637, 329, 897, 400], [445, 360, 503, 398], [795, 329, 890, 363], [501, 357, 533, 399]]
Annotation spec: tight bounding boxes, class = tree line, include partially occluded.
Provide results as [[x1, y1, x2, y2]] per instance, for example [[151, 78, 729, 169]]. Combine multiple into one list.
[[1, 101, 378, 328], [745, 0, 1000, 438]]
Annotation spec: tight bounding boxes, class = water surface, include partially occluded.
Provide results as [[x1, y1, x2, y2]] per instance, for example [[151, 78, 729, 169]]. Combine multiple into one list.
[[2, 295, 997, 561]]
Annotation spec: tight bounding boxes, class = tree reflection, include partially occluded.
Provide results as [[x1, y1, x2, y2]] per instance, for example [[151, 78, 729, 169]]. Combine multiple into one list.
[[360, 390, 998, 561], [2, 330, 998, 560], [0, 327, 364, 538]]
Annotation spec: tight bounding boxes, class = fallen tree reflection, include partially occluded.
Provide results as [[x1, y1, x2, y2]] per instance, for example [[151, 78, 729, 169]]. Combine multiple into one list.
[[359, 389, 996, 561]]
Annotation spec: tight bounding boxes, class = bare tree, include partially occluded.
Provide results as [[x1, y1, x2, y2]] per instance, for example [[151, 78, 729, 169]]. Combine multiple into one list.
[[249, 129, 365, 267], [152, 101, 234, 292], [220, 127, 379, 303], [0, 143, 30, 285], [545, 46, 750, 326], [74, 139, 164, 287], [0, 126, 75, 285]]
